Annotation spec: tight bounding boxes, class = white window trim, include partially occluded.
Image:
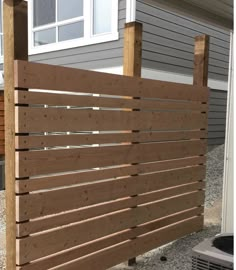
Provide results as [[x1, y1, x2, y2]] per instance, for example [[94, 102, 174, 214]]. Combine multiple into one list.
[[28, 0, 119, 55]]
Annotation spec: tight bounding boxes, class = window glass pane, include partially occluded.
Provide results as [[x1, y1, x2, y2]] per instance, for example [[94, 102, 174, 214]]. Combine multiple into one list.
[[93, 0, 112, 35], [34, 28, 56, 46], [34, 0, 56, 27], [58, 0, 83, 21], [58, 21, 84, 42]]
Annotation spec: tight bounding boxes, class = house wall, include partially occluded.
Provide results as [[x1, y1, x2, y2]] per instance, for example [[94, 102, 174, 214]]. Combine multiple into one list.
[[0, 0, 228, 146], [95, 66, 227, 146], [135, 0, 229, 145], [136, 0, 230, 82], [29, 0, 126, 69], [208, 89, 227, 145]]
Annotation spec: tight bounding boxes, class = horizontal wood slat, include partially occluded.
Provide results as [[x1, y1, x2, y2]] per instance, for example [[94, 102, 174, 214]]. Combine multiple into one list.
[[0, 117, 4, 125], [15, 90, 208, 111], [16, 208, 203, 270], [16, 181, 205, 237], [15, 107, 208, 133], [16, 165, 205, 221], [16, 190, 204, 264], [0, 146, 4, 154], [15, 140, 207, 178], [15, 130, 207, 149], [14, 60, 209, 102], [15, 156, 206, 193], [14, 59, 208, 268], [53, 216, 204, 270]]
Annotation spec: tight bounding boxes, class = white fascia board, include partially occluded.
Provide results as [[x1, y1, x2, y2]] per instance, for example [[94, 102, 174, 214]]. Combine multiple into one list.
[[93, 66, 228, 91], [126, 0, 136, 23]]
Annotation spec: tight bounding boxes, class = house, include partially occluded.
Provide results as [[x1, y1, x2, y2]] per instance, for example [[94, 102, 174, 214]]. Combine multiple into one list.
[[0, 0, 230, 146], [1, 1, 233, 268]]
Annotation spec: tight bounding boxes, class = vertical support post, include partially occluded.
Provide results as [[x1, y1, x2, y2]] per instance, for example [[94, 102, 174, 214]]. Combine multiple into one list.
[[123, 21, 142, 266], [3, 1, 28, 269], [123, 22, 142, 77], [193, 34, 209, 86], [193, 34, 209, 230]]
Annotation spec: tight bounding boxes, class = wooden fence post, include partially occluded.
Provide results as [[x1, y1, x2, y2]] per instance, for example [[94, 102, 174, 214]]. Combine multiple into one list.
[[123, 22, 143, 77], [193, 35, 210, 86], [123, 21, 143, 266], [3, 1, 28, 269], [193, 34, 209, 230]]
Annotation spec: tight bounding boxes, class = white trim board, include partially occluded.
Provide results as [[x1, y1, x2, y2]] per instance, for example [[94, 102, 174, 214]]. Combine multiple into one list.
[[221, 31, 234, 234], [126, 0, 136, 22], [93, 66, 228, 91]]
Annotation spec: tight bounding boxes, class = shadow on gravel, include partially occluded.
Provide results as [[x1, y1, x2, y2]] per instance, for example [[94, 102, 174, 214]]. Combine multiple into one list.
[[111, 225, 221, 270]]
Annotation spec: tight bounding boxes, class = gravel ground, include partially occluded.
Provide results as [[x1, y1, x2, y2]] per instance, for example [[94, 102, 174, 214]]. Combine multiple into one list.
[[0, 191, 5, 233], [0, 145, 224, 270], [110, 225, 221, 270], [0, 191, 6, 270], [205, 144, 225, 208]]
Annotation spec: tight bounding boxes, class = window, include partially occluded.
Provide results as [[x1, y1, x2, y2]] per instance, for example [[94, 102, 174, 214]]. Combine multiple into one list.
[[29, 0, 119, 54]]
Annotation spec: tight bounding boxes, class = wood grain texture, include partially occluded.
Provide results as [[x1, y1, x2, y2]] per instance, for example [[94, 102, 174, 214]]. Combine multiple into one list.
[[15, 140, 207, 177], [55, 216, 204, 270], [13, 32, 209, 268], [14, 60, 209, 102], [16, 182, 205, 237], [4, 1, 28, 269], [16, 215, 203, 269], [193, 35, 210, 87], [16, 165, 205, 221], [0, 94, 4, 155], [16, 191, 204, 264], [15, 90, 208, 111], [15, 106, 208, 133], [0, 93, 4, 150], [15, 130, 207, 149], [15, 156, 206, 193], [16, 208, 203, 270], [123, 22, 143, 77]]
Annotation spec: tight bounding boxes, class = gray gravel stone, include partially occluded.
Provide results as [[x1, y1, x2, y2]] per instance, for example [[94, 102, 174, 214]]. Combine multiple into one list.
[[110, 225, 221, 270], [0, 191, 6, 270], [0, 191, 5, 233], [205, 145, 225, 208]]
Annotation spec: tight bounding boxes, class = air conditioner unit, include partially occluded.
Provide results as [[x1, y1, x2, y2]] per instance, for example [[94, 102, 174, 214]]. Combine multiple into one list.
[[192, 234, 233, 270]]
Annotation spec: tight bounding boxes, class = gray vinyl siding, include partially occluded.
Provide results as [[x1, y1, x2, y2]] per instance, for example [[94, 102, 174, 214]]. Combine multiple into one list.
[[208, 89, 227, 145], [29, 0, 126, 69], [136, 0, 230, 81]]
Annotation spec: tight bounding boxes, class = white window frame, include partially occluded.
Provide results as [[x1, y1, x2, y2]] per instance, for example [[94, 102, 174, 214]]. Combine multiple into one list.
[[28, 0, 119, 55]]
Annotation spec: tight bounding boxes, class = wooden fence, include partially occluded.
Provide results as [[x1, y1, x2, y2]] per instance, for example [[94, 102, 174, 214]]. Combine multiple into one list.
[[13, 59, 209, 269], [0, 93, 4, 155]]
